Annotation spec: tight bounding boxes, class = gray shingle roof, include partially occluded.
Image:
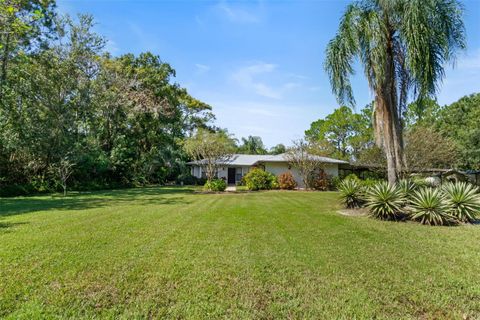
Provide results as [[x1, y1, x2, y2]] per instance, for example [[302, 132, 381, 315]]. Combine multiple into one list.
[[187, 153, 349, 166]]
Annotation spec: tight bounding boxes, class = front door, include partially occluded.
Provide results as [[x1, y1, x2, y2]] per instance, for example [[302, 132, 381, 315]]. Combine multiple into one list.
[[227, 168, 236, 184]]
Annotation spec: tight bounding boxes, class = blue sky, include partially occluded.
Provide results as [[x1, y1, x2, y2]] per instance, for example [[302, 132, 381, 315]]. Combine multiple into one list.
[[58, 0, 480, 148]]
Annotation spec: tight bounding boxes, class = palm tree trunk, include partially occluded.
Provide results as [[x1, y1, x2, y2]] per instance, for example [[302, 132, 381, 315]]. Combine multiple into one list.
[[373, 30, 405, 184], [374, 93, 400, 184]]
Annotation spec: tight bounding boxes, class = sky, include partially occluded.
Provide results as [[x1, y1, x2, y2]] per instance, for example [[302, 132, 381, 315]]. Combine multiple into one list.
[[57, 0, 480, 148]]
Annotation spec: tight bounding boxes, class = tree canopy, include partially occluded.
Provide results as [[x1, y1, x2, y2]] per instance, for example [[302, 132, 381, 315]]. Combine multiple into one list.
[[237, 136, 267, 155], [0, 10, 214, 195], [183, 129, 236, 181], [305, 105, 373, 161], [305, 92, 479, 173]]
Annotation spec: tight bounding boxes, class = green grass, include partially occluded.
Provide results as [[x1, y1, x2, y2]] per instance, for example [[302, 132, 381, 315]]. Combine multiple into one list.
[[1, 187, 479, 319]]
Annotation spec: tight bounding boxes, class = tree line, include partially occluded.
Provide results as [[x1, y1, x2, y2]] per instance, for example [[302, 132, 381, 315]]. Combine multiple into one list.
[[0, 1, 291, 196], [304, 94, 480, 172], [0, 2, 215, 196]]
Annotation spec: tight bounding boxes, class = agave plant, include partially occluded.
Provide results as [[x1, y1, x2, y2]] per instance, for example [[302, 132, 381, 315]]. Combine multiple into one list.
[[397, 179, 417, 204], [410, 188, 455, 226], [442, 182, 480, 223], [338, 178, 364, 209], [366, 182, 404, 220]]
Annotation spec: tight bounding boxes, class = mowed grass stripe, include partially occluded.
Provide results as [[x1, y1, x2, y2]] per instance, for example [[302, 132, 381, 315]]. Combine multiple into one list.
[[0, 187, 479, 319]]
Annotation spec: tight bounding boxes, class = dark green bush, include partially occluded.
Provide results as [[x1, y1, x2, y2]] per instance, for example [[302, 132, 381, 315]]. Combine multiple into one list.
[[0, 184, 37, 197], [244, 168, 278, 191], [340, 174, 381, 190], [204, 179, 227, 192], [176, 173, 195, 185], [330, 176, 342, 190]]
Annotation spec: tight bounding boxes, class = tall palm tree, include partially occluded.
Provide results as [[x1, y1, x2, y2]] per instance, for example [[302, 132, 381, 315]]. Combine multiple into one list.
[[325, 0, 465, 183]]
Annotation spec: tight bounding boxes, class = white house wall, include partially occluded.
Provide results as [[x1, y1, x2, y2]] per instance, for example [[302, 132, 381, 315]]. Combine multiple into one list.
[[190, 162, 339, 187], [264, 162, 339, 188], [323, 163, 340, 177], [190, 165, 251, 181], [216, 166, 251, 181]]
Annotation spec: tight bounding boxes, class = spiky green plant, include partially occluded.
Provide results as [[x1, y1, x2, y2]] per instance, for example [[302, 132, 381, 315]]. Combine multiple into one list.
[[338, 178, 364, 209], [410, 188, 455, 226], [442, 182, 480, 223], [397, 179, 417, 203], [366, 181, 404, 220]]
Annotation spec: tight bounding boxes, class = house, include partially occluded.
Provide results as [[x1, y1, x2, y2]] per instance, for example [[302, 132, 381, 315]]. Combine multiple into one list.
[[188, 153, 349, 187]]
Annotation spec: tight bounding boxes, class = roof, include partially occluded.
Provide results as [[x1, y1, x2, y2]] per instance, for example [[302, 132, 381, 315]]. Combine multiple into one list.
[[187, 153, 349, 166]]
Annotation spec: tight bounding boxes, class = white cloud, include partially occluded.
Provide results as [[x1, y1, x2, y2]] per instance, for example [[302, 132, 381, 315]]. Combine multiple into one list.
[[104, 39, 119, 55], [231, 62, 304, 99], [232, 62, 282, 99], [127, 22, 160, 52], [195, 63, 211, 75], [195, 15, 205, 27], [216, 2, 260, 23], [252, 83, 281, 99], [283, 82, 301, 90], [244, 107, 278, 117], [437, 48, 480, 105]]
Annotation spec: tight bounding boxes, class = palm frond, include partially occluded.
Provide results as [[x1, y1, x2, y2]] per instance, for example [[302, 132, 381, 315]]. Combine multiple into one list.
[[401, 0, 465, 101], [324, 3, 363, 107]]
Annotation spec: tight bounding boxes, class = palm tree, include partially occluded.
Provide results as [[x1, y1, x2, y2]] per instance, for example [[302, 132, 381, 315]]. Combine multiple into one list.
[[325, 0, 465, 183], [239, 136, 267, 155]]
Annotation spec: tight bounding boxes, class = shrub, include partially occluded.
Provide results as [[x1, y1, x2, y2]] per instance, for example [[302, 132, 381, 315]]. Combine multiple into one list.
[[330, 176, 341, 190], [204, 179, 227, 192], [176, 173, 197, 185], [0, 183, 37, 197], [360, 178, 381, 189], [338, 178, 364, 209], [366, 182, 404, 220], [278, 171, 297, 190], [196, 177, 207, 186], [309, 170, 329, 191], [411, 176, 429, 189], [238, 176, 246, 186], [409, 188, 455, 226], [344, 173, 360, 182], [244, 168, 278, 191], [442, 182, 480, 223]]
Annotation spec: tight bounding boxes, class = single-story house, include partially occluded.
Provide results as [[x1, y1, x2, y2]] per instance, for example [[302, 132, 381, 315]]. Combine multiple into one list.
[[188, 153, 349, 187]]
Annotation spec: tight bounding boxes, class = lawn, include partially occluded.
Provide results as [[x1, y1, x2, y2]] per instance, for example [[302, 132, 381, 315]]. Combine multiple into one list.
[[1, 187, 479, 319]]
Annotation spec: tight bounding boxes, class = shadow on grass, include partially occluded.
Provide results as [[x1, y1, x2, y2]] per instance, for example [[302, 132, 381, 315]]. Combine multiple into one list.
[[0, 221, 28, 231], [0, 186, 196, 218]]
